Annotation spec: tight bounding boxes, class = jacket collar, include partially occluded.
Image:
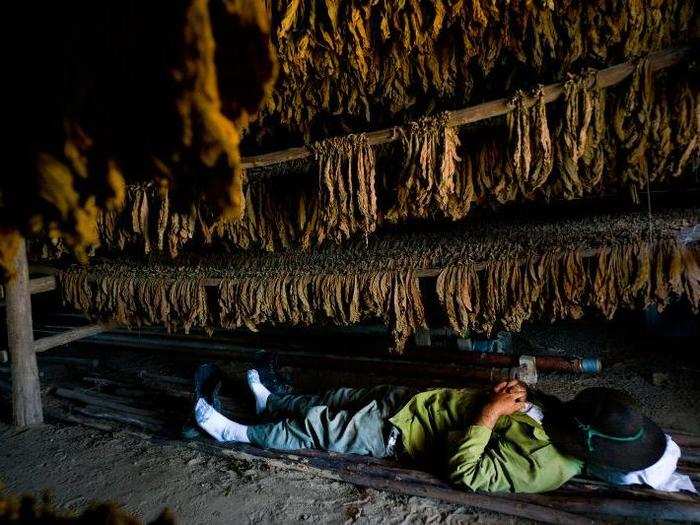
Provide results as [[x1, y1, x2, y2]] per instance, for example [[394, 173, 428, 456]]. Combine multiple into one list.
[[510, 410, 544, 428]]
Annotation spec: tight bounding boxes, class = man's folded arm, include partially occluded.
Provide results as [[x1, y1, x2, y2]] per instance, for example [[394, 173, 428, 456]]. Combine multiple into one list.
[[447, 425, 513, 492], [447, 426, 576, 493]]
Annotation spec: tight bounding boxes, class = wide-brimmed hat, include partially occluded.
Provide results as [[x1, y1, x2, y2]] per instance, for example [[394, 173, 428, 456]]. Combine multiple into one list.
[[561, 387, 666, 472]]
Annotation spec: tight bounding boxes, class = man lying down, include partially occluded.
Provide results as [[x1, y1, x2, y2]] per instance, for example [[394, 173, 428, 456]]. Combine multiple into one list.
[[192, 364, 696, 494]]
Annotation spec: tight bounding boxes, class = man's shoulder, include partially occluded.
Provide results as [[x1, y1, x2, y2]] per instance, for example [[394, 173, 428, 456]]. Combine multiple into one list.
[[498, 416, 584, 471]]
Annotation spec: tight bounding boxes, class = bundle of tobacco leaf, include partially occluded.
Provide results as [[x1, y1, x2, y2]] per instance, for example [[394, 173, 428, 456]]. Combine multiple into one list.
[[437, 239, 700, 336], [30, 56, 698, 261], [59, 271, 211, 335], [506, 87, 554, 199], [625, 69, 699, 198], [218, 270, 425, 352], [552, 71, 607, 199], [386, 114, 462, 221], [57, 206, 698, 352], [60, 206, 697, 282], [59, 267, 425, 352], [2, 0, 275, 278], [438, 67, 698, 213], [613, 58, 655, 202], [300, 134, 378, 246], [258, 0, 695, 140], [82, 133, 378, 255], [58, 237, 698, 352], [97, 183, 201, 258], [214, 176, 302, 251]]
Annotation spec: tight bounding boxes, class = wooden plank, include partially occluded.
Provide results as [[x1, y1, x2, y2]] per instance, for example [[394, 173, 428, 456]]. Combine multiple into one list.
[[241, 47, 689, 171], [33, 323, 106, 353], [68, 331, 517, 385], [446, 47, 688, 126], [54, 387, 160, 418], [29, 275, 56, 294], [191, 435, 698, 521], [0, 275, 56, 300], [193, 439, 700, 523], [4, 238, 43, 426]]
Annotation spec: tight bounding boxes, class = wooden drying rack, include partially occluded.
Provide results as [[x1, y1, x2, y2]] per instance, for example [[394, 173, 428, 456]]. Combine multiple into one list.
[[241, 47, 690, 170], [0, 46, 693, 429], [5, 223, 697, 359]]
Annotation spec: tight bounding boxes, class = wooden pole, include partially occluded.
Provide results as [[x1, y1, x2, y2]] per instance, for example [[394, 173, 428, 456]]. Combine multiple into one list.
[[0, 275, 55, 304], [33, 323, 106, 353], [4, 237, 43, 425], [241, 47, 689, 171], [28, 275, 57, 295]]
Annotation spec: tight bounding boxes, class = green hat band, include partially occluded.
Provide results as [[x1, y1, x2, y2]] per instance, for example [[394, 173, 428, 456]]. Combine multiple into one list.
[[574, 418, 645, 452]]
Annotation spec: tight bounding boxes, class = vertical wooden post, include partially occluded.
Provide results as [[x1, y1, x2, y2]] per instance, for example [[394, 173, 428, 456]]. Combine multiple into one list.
[[5, 237, 43, 425]]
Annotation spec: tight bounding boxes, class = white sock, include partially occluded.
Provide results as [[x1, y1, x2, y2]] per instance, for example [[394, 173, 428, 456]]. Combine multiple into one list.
[[194, 398, 249, 443], [247, 369, 271, 415]]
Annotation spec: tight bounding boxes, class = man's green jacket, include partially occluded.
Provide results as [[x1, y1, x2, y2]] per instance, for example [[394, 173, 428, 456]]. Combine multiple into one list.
[[389, 387, 583, 493]]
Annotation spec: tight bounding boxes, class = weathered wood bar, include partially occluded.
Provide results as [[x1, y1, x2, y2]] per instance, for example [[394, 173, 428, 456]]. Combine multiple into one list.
[[4, 238, 43, 425], [33, 323, 107, 354], [241, 47, 689, 170]]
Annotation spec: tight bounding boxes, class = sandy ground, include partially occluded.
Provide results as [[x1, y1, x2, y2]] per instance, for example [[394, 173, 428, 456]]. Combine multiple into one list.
[[0, 425, 511, 524], [1, 314, 699, 524]]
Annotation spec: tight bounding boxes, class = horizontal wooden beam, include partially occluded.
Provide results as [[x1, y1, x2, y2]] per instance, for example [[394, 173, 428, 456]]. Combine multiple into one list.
[[29, 276, 56, 294], [0, 275, 56, 301], [241, 47, 689, 171], [33, 323, 107, 354], [70, 223, 694, 289]]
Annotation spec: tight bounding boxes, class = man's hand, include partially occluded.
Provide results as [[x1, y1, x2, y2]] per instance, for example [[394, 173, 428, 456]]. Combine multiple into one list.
[[474, 380, 528, 429], [494, 379, 527, 397]]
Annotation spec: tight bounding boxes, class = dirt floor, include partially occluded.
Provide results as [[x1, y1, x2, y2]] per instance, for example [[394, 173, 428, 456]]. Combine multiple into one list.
[[1, 312, 699, 524], [2, 424, 504, 524]]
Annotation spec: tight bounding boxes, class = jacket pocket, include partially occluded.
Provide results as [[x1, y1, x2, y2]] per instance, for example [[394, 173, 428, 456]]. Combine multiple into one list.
[[530, 443, 556, 466]]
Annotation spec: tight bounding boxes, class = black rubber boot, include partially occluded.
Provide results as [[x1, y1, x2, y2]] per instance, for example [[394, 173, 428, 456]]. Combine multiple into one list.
[[194, 363, 223, 411], [254, 352, 294, 395], [183, 363, 224, 439]]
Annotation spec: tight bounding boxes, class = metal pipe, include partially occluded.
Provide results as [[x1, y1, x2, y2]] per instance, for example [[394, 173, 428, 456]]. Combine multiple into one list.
[[38, 322, 601, 375], [414, 349, 602, 374], [64, 331, 528, 384]]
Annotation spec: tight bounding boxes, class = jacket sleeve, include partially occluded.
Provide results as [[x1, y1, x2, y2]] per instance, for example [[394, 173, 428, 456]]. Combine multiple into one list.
[[447, 425, 580, 493], [447, 425, 513, 492]]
